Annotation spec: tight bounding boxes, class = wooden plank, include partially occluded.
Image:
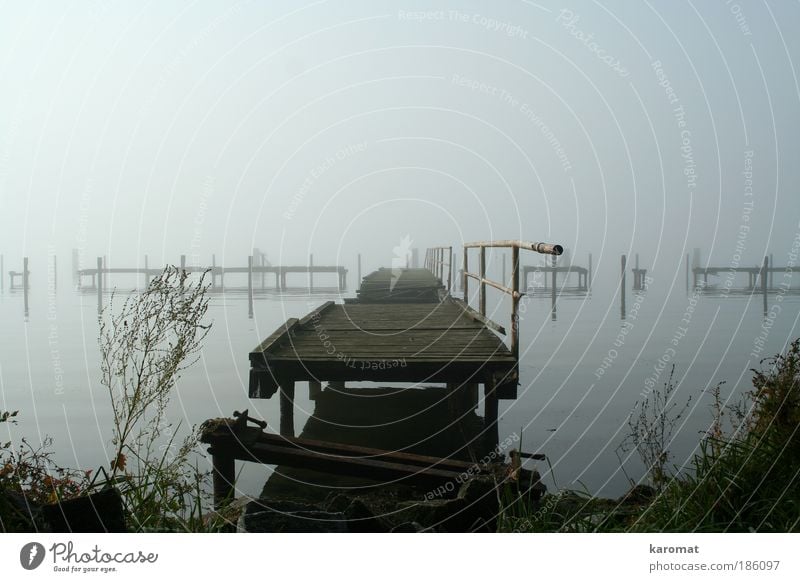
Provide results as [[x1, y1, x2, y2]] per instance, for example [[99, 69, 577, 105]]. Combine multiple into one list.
[[249, 317, 299, 364]]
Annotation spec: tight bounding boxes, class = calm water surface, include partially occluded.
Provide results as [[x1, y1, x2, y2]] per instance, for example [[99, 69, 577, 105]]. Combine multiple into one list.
[[1, 265, 797, 498]]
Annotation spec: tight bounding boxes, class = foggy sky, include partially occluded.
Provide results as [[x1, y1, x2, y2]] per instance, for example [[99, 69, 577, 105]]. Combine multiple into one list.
[[1, 1, 798, 280]]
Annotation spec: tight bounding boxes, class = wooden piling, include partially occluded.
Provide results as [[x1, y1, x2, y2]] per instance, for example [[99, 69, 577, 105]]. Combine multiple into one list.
[[97, 257, 103, 314], [211, 451, 235, 510], [483, 378, 499, 451], [621, 254, 626, 319], [309, 380, 322, 401], [211, 254, 216, 289], [357, 253, 362, 284], [23, 257, 29, 315], [261, 255, 265, 289], [247, 256, 254, 317], [588, 252, 592, 290], [279, 380, 295, 437], [769, 253, 774, 289], [309, 254, 314, 293], [762, 256, 768, 316]]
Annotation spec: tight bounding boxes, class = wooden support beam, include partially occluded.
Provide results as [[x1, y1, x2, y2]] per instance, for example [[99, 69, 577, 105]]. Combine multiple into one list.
[[279, 379, 295, 437], [484, 378, 499, 451], [211, 450, 235, 509]]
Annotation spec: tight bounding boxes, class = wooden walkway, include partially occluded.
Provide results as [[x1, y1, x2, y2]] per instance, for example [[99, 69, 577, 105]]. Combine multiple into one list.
[[249, 267, 518, 446]]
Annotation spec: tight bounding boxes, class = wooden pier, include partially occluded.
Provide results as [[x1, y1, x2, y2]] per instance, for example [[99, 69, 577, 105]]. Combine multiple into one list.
[[199, 241, 562, 512], [77, 256, 347, 292]]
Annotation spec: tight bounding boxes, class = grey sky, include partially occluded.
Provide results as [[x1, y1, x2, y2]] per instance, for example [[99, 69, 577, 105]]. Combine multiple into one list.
[[1, 1, 798, 278]]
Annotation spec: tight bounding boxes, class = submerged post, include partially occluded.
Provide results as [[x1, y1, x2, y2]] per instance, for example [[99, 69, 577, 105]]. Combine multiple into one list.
[[621, 254, 627, 319]]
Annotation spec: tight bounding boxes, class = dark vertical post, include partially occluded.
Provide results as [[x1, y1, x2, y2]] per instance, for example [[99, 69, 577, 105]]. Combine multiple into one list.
[[357, 253, 362, 284], [97, 257, 103, 314], [23, 257, 29, 315], [309, 254, 314, 293], [180, 254, 186, 272], [279, 380, 295, 437], [309, 380, 322, 401], [511, 246, 520, 361], [551, 254, 557, 318], [483, 378, 499, 451], [762, 256, 768, 316], [211, 451, 235, 510], [447, 247, 453, 292], [479, 247, 486, 316], [620, 254, 627, 319], [247, 255, 253, 317], [588, 253, 592, 290], [462, 247, 469, 303], [769, 253, 774, 289]]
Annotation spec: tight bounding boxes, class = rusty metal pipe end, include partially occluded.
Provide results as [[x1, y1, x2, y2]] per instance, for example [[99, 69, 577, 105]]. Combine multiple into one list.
[[532, 243, 563, 255]]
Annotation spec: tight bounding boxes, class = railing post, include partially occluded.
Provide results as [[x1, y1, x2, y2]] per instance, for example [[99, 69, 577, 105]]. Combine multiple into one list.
[[479, 247, 486, 316], [463, 247, 469, 303], [447, 246, 452, 292], [511, 246, 520, 361]]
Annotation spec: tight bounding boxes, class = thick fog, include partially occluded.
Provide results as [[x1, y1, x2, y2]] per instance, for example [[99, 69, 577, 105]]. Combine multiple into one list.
[[1, 1, 798, 275]]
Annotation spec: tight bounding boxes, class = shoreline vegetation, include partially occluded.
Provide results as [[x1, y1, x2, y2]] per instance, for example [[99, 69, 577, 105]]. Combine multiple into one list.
[[2, 268, 799, 532]]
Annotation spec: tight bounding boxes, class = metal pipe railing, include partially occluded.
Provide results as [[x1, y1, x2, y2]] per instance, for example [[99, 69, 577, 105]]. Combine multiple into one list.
[[462, 240, 562, 360]]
